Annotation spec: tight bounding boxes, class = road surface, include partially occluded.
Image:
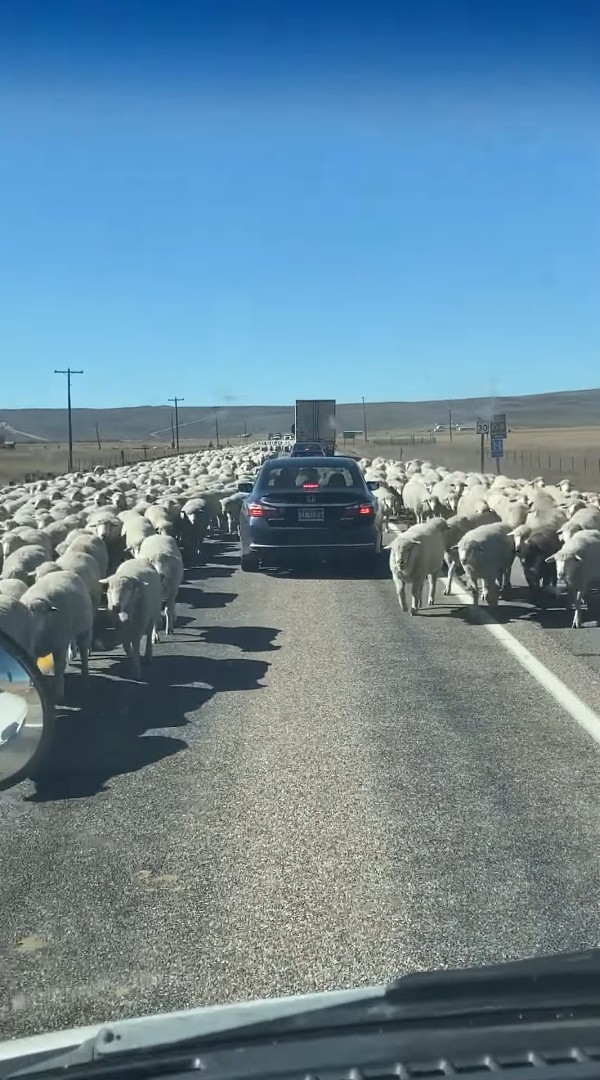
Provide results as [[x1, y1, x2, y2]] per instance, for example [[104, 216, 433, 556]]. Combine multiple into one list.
[[2, 540, 600, 1038]]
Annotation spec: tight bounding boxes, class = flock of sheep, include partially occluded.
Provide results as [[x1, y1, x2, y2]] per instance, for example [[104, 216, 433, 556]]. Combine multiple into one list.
[[0, 444, 271, 701], [1, 441, 599, 705], [362, 455, 600, 625]]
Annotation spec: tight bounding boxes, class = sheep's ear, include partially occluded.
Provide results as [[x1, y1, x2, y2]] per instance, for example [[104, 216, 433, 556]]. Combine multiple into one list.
[[575, 553, 583, 562], [98, 576, 111, 585], [545, 554, 557, 563]]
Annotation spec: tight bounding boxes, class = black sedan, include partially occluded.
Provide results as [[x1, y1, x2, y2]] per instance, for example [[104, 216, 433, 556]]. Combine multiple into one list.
[[289, 441, 325, 456], [238, 456, 383, 571]]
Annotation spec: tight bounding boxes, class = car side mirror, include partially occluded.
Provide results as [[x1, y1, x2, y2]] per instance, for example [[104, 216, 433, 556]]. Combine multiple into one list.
[[237, 482, 253, 493], [0, 628, 55, 791], [366, 480, 380, 491]]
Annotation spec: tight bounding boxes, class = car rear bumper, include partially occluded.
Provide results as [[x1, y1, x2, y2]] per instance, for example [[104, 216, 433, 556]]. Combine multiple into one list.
[[249, 541, 377, 551], [243, 522, 380, 550]]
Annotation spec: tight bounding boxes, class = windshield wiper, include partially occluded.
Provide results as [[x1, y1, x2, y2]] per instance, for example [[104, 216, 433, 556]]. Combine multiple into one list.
[[9, 949, 600, 1078]]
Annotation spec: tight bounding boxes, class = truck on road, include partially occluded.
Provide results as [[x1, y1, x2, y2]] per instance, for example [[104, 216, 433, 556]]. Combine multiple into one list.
[[294, 399, 336, 455]]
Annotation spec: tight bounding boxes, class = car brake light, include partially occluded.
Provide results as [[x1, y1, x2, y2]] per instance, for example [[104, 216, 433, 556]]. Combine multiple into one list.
[[247, 501, 283, 518], [302, 482, 320, 489], [342, 503, 375, 518]]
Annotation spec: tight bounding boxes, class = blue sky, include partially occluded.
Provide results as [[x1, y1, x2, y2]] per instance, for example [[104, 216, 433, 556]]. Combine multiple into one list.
[[0, 0, 598, 409]]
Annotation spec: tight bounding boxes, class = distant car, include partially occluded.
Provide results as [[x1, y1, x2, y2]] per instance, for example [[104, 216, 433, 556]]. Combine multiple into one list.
[[290, 441, 325, 457], [238, 456, 384, 572]]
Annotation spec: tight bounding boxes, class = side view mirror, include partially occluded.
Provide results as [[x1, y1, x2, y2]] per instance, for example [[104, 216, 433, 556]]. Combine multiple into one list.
[[237, 482, 253, 493], [0, 629, 55, 791], [366, 480, 380, 491]]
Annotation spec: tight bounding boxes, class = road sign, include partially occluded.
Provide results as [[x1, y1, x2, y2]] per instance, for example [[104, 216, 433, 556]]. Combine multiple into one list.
[[491, 437, 504, 458], [490, 413, 507, 439], [476, 419, 489, 435]]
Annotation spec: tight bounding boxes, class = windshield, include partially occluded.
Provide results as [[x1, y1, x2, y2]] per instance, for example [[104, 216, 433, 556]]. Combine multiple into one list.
[[0, 0, 598, 1053], [263, 464, 361, 489]]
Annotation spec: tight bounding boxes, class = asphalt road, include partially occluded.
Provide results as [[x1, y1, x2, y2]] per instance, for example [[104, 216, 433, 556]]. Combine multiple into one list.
[[2, 540, 600, 1039]]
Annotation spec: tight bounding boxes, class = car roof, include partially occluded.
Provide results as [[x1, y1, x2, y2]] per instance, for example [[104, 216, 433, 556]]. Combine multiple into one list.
[[265, 456, 358, 467]]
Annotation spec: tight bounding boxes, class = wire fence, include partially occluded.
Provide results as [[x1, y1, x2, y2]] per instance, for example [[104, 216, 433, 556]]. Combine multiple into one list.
[[350, 438, 600, 491]]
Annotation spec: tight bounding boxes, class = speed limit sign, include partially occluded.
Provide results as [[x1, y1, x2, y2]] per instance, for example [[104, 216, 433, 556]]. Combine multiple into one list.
[[476, 419, 490, 435]]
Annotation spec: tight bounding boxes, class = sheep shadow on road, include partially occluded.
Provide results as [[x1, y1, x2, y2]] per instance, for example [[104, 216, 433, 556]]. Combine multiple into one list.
[[199, 625, 281, 652], [27, 649, 270, 802], [260, 555, 390, 582], [27, 673, 191, 802], [444, 593, 571, 630], [177, 586, 237, 609]]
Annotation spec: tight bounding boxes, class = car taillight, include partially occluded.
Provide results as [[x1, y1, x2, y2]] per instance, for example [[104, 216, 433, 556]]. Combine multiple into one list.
[[342, 503, 375, 518], [247, 501, 283, 518], [302, 483, 320, 489]]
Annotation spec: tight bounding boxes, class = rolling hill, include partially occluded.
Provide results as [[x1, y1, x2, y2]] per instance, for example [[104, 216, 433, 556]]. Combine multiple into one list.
[[1, 388, 599, 444]]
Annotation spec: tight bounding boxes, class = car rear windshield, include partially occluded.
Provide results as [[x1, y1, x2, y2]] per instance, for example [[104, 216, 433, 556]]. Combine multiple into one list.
[[263, 465, 362, 490]]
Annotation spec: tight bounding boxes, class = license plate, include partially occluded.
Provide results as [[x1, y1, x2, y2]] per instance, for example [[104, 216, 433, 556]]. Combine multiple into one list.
[[298, 508, 324, 522]]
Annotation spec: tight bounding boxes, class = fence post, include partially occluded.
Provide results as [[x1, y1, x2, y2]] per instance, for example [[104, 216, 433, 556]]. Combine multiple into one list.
[[585, 456, 587, 473], [559, 456, 562, 471], [572, 456, 575, 472]]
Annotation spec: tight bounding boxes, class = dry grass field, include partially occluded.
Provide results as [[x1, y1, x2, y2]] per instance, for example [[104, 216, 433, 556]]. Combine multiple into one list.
[[0, 439, 217, 485], [5, 423, 600, 493]]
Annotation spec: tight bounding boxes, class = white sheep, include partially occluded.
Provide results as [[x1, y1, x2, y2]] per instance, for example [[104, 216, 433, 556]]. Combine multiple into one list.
[[0, 595, 33, 654], [100, 558, 162, 678], [21, 570, 94, 701], [546, 529, 600, 628], [442, 509, 501, 594], [123, 513, 156, 555], [219, 492, 246, 536], [137, 535, 184, 636], [56, 550, 102, 610], [558, 507, 600, 545], [1, 545, 50, 585], [388, 518, 448, 613], [57, 532, 109, 578], [144, 504, 174, 536], [458, 523, 515, 607], [0, 579, 29, 601]]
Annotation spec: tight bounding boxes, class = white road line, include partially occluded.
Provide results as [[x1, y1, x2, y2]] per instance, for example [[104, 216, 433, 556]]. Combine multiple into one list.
[[450, 581, 600, 750]]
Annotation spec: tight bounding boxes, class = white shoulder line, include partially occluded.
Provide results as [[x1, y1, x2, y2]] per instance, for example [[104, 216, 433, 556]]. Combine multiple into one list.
[[451, 582, 600, 750]]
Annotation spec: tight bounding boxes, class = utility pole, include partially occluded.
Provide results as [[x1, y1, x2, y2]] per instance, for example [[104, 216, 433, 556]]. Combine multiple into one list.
[[362, 396, 368, 442], [95, 422, 102, 449], [168, 396, 184, 453], [448, 404, 452, 443], [215, 406, 220, 448], [54, 368, 83, 472]]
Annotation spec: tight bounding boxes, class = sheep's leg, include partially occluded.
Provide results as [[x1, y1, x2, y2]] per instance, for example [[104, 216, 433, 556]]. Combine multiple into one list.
[[395, 581, 408, 612], [485, 578, 499, 607], [443, 554, 457, 595], [144, 624, 154, 662], [79, 642, 89, 677], [129, 635, 143, 678], [572, 592, 583, 629], [165, 599, 176, 635], [52, 647, 67, 704], [501, 565, 512, 597], [428, 572, 438, 606], [411, 578, 424, 614], [464, 568, 479, 605]]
